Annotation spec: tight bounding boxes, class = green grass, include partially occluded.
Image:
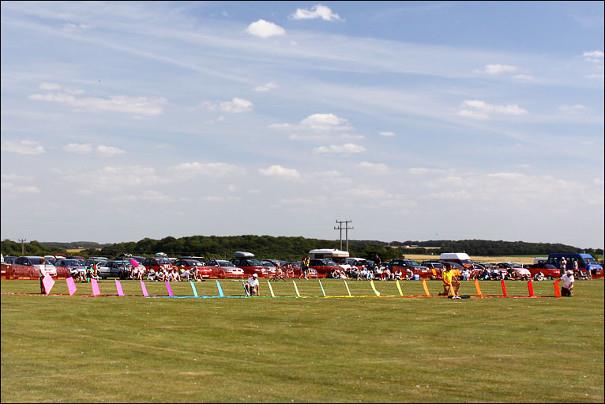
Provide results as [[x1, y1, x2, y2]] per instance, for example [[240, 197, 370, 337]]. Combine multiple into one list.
[[1, 279, 603, 403]]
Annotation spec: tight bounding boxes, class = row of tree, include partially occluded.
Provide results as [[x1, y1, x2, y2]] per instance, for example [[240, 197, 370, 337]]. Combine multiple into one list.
[[1, 236, 602, 261]]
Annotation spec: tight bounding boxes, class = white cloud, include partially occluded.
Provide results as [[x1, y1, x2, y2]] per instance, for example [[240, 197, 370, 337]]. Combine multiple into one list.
[[487, 172, 525, 179], [259, 165, 301, 179], [1, 182, 40, 193], [254, 82, 278, 92], [478, 64, 518, 75], [583, 50, 604, 62], [62, 165, 164, 192], [246, 19, 286, 38], [62, 22, 90, 33], [300, 113, 351, 130], [39, 82, 62, 91], [408, 167, 444, 175], [513, 74, 534, 81], [29, 90, 166, 116], [558, 104, 587, 114], [219, 97, 253, 113], [379, 131, 396, 137], [359, 161, 390, 174], [457, 99, 528, 120], [308, 170, 353, 186], [110, 190, 176, 204], [314, 143, 366, 154], [270, 113, 356, 141], [1, 174, 40, 194], [63, 143, 93, 154], [97, 145, 126, 157], [173, 162, 241, 176], [1, 140, 45, 155], [202, 97, 254, 113], [203, 195, 241, 203], [582, 51, 604, 80], [291, 4, 343, 21]]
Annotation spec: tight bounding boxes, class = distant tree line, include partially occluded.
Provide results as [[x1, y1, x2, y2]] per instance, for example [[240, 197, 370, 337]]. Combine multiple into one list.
[[397, 239, 603, 256], [2, 237, 602, 260]]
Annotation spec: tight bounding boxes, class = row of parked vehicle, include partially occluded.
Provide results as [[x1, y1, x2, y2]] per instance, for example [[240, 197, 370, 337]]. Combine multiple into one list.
[[1, 250, 602, 280], [0, 253, 299, 280]]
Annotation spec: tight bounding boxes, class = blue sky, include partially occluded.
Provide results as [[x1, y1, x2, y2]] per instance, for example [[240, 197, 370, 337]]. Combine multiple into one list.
[[1, 1, 603, 248]]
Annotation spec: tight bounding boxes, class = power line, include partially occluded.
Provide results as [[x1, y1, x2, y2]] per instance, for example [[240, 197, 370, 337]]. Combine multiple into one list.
[[18, 238, 26, 255], [334, 220, 353, 251]]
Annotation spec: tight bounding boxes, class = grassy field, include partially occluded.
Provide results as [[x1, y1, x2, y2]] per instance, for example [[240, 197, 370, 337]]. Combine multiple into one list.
[[1, 278, 603, 403]]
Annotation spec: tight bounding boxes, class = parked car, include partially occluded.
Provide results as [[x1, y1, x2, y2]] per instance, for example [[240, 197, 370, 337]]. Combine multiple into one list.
[[43, 255, 58, 265], [421, 261, 444, 279], [54, 258, 87, 279], [174, 258, 214, 279], [85, 257, 108, 267], [346, 258, 369, 270], [142, 257, 174, 273], [497, 262, 531, 280], [439, 252, 474, 269], [207, 259, 245, 279], [13, 256, 57, 277], [387, 259, 431, 279], [308, 258, 341, 278], [98, 260, 131, 279], [174, 258, 204, 270], [547, 253, 603, 278], [526, 263, 560, 279], [231, 253, 268, 277], [260, 260, 278, 276], [3, 256, 17, 265]]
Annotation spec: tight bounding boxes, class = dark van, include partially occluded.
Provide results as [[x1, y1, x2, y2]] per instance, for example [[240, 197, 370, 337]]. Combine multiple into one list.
[[547, 253, 603, 278]]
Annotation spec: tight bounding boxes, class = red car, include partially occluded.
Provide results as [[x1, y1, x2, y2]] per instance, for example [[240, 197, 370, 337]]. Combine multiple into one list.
[[230, 257, 268, 278], [527, 264, 561, 279], [143, 257, 174, 273], [387, 259, 432, 279], [206, 259, 245, 279], [173, 258, 215, 279], [308, 259, 341, 278]]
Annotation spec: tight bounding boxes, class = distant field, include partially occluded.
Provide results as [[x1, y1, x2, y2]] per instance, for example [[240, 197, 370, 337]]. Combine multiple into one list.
[[64, 248, 86, 254], [1, 279, 603, 403], [404, 254, 538, 264]]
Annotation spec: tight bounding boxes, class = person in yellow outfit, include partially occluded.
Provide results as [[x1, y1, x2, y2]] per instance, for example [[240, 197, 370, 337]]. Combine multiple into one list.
[[442, 264, 461, 299]]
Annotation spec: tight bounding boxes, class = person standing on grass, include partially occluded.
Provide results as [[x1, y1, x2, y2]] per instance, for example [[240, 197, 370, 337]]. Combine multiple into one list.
[[560, 270, 574, 297], [572, 259, 579, 277], [559, 257, 567, 276], [38, 257, 47, 294], [300, 256, 310, 280]]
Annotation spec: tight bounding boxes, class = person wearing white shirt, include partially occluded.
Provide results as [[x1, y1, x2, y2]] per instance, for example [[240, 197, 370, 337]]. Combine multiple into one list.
[[38, 258, 48, 294], [560, 270, 574, 297], [245, 273, 260, 296]]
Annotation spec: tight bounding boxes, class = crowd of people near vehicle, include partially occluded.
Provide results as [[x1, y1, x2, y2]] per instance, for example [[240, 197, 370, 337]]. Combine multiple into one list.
[[1, 250, 602, 283]]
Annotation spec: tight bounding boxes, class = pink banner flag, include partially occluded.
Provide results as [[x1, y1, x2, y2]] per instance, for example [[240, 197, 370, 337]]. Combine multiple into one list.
[[66, 277, 77, 296], [165, 281, 174, 297], [140, 280, 149, 297], [115, 279, 124, 297], [91, 278, 101, 297], [42, 274, 55, 295]]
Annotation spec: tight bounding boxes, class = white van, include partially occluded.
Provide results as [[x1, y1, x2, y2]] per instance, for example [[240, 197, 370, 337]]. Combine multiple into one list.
[[439, 252, 473, 268], [308, 249, 349, 260]]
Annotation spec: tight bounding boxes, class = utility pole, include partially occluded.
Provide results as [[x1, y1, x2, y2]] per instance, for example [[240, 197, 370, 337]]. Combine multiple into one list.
[[334, 220, 353, 251], [334, 221, 343, 250], [18, 238, 26, 255]]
